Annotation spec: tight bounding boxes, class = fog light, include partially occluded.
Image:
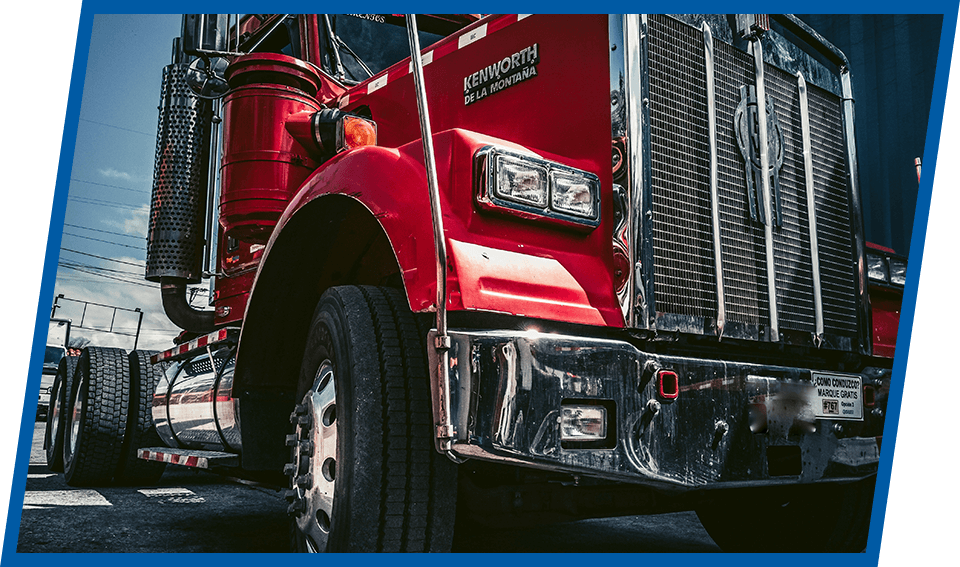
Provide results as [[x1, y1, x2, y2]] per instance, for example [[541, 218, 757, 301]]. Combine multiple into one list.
[[560, 405, 607, 442]]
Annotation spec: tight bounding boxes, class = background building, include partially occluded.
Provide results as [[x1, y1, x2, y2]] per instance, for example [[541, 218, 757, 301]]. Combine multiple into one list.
[[799, 14, 944, 256]]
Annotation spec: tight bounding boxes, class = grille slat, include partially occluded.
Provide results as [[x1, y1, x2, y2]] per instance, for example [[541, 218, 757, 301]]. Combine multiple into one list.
[[645, 15, 857, 340]]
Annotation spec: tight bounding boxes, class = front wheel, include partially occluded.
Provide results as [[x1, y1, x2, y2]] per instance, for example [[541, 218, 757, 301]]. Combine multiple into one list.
[[696, 476, 876, 552], [287, 286, 457, 552]]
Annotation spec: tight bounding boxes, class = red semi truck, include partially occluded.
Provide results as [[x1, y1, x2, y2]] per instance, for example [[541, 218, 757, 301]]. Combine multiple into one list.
[[43, 14, 905, 552]]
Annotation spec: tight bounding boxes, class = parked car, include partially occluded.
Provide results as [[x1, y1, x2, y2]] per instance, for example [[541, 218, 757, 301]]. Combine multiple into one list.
[[37, 345, 66, 421]]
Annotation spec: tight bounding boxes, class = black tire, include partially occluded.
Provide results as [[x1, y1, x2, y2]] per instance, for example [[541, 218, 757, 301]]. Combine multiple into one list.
[[63, 347, 131, 486], [113, 350, 167, 485], [696, 476, 876, 552], [43, 355, 78, 472], [288, 286, 458, 552]]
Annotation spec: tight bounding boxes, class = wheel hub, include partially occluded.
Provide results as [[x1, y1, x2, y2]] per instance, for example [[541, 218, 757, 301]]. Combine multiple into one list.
[[287, 360, 337, 552], [68, 379, 84, 456], [49, 382, 61, 443]]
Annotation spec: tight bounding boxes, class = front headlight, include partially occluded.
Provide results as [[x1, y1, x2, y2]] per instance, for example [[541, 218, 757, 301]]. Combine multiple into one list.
[[551, 170, 598, 219], [494, 154, 548, 207], [888, 257, 907, 286], [866, 249, 908, 287], [476, 146, 600, 228]]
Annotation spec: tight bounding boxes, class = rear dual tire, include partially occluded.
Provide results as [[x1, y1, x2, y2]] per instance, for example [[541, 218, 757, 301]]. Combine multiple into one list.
[[62, 347, 166, 486], [43, 355, 78, 473]]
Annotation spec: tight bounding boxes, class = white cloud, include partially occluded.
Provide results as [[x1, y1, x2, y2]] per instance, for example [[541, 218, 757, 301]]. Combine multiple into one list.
[[124, 204, 150, 236], [98, 167, 135, 181]]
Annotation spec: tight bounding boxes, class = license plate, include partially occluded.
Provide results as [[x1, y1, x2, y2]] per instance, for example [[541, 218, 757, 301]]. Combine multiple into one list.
[[811, 372, 863, 421]]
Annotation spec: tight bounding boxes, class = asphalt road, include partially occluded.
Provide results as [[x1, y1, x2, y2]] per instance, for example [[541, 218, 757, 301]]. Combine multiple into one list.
[[17, 422, 720, 553]]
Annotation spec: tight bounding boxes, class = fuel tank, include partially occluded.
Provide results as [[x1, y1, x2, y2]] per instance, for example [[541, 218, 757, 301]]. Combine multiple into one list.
[[153, 346, 241, 452]]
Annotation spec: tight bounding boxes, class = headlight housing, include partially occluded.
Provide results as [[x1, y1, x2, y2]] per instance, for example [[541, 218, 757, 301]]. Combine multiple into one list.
[[866, 248, 908, 288], [475, 146, 600, 229]]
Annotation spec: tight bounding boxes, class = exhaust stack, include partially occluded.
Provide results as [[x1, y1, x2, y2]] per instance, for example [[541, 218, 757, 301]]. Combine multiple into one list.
[[146, 61, 216, 333]]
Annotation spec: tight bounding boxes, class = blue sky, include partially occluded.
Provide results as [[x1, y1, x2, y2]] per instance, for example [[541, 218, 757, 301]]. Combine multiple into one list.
[[3, 2, 957, 564], [53, 14, 187, 352]]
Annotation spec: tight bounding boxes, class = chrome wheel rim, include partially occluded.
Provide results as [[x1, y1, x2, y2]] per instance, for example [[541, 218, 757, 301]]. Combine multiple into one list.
[[291, 360, 337, 552], [68, 376, 84, 457], [49, 381, 61, 445]]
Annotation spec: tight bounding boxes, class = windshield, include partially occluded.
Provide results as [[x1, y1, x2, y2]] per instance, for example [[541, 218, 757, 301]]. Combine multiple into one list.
[[44, 346, 64, 367], [323, 15, 446, 83]]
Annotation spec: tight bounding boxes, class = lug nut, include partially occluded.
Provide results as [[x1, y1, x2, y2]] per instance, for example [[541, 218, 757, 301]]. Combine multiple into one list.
[[290, 404, 308, 424], [833, 423, 845, 436], [299, 440, 315, 456], [296, 473, 314, 489], [287, 497, 306, 517], [283, 463, 297, 476], [285, 434, 299, 447], [298, 414, 313, 427], [283, 489, 297, 502]]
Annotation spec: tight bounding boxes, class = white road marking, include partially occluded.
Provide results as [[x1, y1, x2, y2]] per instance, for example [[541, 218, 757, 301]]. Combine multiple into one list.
[[28, 474, 55, 479], [138, 487, 195, 497], [24, 490, 112, 507], [138, 487, 206, 503]]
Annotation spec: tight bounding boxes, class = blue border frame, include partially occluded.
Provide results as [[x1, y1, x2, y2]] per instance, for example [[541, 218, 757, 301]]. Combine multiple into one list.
[[5, 2, 958, 564]]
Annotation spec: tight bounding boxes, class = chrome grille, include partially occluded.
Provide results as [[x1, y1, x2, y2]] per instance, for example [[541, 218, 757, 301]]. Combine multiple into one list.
[[646, 14, 857, 340], [648, 15, 716, 319]]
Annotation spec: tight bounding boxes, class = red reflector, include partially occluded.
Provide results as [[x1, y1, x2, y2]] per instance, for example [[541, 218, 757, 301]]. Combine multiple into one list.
[[863, 385, 876, 408], [658, 370, 679, 400]]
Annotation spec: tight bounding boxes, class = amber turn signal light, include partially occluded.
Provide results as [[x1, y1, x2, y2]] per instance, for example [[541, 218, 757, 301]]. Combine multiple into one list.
[[338, 115, 377, 151]]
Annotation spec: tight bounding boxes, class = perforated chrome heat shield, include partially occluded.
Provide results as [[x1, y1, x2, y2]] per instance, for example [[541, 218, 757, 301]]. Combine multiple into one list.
[[146, 64, 210, 284]]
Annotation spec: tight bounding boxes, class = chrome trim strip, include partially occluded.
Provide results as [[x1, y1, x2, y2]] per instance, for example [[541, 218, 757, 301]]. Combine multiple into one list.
[[610, 15, 631, 323], [752, 38, 779, 342], [703, 23, 725, 338], [623, 15, 645, 328], [840, 69, 871, 355], [797, 72, 825, 344]]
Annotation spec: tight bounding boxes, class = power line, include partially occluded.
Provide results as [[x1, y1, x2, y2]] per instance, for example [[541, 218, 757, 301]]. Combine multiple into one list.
[[70, 178, 151, 195], [63, 231, 145, 250], [60, 259, 143, 276], [64, 223, 144, 240], [68, 196, 145, 211], [59, 264, 156, 288], [60, 247, 145, 267], [78, 117, 155, 137]]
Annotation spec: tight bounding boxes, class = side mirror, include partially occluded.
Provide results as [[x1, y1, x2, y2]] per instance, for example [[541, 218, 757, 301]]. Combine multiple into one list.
[[181, 14, 229, 54]]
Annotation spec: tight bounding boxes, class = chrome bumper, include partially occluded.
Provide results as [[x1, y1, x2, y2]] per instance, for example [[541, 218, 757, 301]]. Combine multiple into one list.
[[429, 329, 886, 488]]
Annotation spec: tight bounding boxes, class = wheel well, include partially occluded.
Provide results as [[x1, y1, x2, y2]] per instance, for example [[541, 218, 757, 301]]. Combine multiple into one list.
[[234, 194, 403, 469]]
